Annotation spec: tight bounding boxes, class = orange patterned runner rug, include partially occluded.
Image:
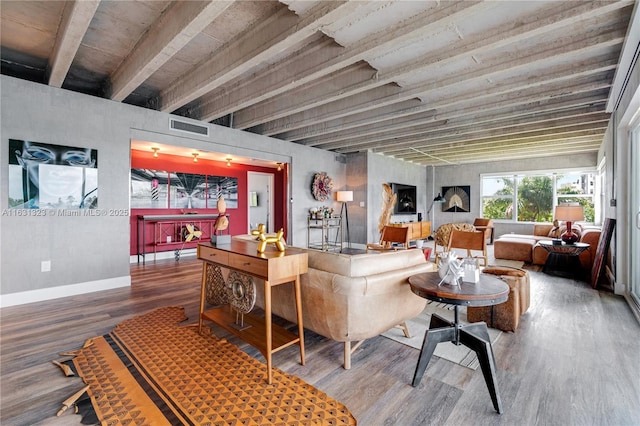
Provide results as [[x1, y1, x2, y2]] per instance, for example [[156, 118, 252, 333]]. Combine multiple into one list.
[[67, 306, 357, 425]]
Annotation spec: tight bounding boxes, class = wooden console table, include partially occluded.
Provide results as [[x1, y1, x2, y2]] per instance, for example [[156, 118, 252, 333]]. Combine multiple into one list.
[[197, 240, 308, 384], [137, 214, 226, 264], [388, 221, 431, 242]]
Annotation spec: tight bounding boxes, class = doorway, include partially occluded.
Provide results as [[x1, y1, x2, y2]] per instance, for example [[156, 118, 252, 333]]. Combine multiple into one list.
[[247, 172, 274, 233]]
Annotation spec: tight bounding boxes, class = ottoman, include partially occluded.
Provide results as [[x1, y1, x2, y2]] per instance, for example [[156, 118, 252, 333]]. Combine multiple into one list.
[[467, 266, 530, 332], [493, 237, 536, 263]]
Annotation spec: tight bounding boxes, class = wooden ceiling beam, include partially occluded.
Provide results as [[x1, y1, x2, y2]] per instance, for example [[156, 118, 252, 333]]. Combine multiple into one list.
[[240, 1, 629, 132], [194, 0, 489, 122], [283, 88, 609, 143], [109, 0, 232, 102], [402, 140, 603, 165], [314, 110, 610, 152], [47, 0, 100, 87], [156, 1, 361, 113], [375, 129, 607, 157], [255, 61, 614, 139]]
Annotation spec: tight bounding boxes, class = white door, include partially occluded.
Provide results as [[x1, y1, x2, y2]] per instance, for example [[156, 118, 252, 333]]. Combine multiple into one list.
[[630, 119, 640, 308], [247, 172, 274, 233]]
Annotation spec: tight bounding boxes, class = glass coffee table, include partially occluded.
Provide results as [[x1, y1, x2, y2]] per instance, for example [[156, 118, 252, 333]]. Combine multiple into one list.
[[408, 271, 509, 413]]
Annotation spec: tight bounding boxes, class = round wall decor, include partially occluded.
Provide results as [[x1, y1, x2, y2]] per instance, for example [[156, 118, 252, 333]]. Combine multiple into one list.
[[311, 172, 333, 201], [226, 271, 256, 314]]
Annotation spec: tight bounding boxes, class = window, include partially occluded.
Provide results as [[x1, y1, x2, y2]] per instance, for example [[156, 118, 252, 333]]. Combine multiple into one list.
[[482, 171, 596, 223]]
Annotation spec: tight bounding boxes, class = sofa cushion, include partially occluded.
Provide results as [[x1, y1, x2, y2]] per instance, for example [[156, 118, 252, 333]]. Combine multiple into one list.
[[307, 248, 427, 278], [494, 237, 536, 262]]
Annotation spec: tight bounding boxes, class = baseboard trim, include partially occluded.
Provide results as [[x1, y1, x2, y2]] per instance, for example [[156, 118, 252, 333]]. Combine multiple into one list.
[[0, 276, 131, 308]]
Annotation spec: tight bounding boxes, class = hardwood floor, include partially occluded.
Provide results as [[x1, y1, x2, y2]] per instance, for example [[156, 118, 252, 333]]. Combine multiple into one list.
[[1, 256, 639, 425]]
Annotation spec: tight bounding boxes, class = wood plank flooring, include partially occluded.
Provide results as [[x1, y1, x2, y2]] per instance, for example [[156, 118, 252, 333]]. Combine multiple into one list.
[[1, 256, 639, 425]]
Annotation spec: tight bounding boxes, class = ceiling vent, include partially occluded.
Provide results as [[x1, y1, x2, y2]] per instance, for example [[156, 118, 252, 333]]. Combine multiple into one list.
[[169, 118, 209, 136]]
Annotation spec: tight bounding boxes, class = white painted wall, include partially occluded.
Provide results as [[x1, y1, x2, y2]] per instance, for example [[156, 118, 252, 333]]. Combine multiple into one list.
[[0, 76, 341, 304], [366, 153, 428, 244]]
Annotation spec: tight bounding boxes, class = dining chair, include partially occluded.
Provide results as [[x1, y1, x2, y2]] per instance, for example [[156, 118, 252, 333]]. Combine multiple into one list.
[[446, 229, 488, 266], [366, 225, 410, 252], [473, 218, 495, 245]]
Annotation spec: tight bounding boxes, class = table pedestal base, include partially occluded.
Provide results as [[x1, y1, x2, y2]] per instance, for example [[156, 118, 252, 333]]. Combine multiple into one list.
[[543, 252, 582, 279], [412, 309, 503, 414]]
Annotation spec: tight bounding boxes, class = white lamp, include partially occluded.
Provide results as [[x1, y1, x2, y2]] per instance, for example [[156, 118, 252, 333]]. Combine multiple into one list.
[[336, 191, 353, 249]]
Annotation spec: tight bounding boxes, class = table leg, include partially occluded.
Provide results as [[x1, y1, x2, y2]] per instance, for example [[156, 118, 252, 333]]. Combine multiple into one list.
[[543, 253, 582, 279], [264, 279, 273, 385], [293, 275, 305, 365], [413, 312, 455, 386], [198, 262, 207, 334], [459, 324, 503, 414]]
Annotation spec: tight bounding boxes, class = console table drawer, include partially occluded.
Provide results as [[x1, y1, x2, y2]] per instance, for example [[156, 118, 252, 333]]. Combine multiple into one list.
[[197, 245, 229, 265], [229, 253, 268, 278]]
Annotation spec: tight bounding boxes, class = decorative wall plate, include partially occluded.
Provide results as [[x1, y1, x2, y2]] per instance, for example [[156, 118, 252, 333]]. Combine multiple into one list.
[[311, 172, 333, 201], [226, 271, 256, 314]]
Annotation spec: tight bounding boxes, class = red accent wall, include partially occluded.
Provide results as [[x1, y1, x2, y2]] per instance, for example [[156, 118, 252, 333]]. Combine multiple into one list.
[[130, 150, 287, 256]]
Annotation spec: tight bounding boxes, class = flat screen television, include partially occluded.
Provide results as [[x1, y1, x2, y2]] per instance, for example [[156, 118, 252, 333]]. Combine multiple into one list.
[[391, 183, 417, 215]]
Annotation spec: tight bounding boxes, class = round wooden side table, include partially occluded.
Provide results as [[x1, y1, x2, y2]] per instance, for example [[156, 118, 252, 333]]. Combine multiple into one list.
[[407, 271, 509, 413]]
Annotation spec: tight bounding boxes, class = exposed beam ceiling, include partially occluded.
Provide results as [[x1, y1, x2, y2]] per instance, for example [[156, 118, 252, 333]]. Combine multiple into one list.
[[1, 0, 636, 166]]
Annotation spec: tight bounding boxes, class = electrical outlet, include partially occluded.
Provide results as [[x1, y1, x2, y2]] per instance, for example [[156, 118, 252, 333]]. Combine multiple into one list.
[[610, 199, 617, 207], [41, 260, 51, 272], [359, 201, 365, 207]]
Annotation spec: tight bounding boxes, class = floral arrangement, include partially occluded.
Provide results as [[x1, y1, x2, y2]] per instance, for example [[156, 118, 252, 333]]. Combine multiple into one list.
[[311, 172, 333, 201], [309, 206, 334, 219]]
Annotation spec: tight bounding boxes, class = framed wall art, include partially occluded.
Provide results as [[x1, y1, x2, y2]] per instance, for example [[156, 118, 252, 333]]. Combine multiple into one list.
[[8, 139, 98, 209], [442, 185, 471, 213]]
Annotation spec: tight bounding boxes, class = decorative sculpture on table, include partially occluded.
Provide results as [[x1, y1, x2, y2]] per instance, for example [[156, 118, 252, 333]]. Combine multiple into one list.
[[378, 183, 397, 235], [226, 271, 256, 330], [251, 223, 266, 237], [211, 196, 230, 245], [437, 252, 464, 286], [257, 228, 286, 253], [174, 223, 202, 260]]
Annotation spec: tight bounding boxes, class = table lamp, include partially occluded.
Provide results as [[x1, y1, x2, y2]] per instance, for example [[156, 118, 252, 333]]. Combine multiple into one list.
[[554, 204, 584, 244]]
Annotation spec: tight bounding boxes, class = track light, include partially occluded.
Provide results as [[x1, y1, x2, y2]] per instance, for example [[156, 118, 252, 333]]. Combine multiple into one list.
[[226, 157, 232, 167], [151, 147, 159, 158], [192, 153, 199, 163]]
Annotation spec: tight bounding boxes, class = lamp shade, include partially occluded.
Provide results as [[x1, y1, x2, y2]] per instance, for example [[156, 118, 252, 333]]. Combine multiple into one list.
[[336, 190, 353, 202], [555, 205, 584, 221]]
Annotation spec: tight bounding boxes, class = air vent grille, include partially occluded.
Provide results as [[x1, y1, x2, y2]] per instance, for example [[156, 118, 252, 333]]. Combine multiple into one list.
[[170, 119, 209, 136]]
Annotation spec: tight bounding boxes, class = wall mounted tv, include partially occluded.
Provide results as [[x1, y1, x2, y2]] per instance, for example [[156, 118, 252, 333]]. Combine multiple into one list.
[[391, 183, 417, 215]]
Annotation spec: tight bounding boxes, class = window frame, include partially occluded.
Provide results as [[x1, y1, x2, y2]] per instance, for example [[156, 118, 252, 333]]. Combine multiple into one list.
[[480, 167, 599, 224]]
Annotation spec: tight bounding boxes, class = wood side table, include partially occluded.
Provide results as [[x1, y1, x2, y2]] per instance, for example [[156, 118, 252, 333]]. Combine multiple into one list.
[[408, 272, 509, 413], [197, 241, 308, 384], [538, 240, 589, 279]]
